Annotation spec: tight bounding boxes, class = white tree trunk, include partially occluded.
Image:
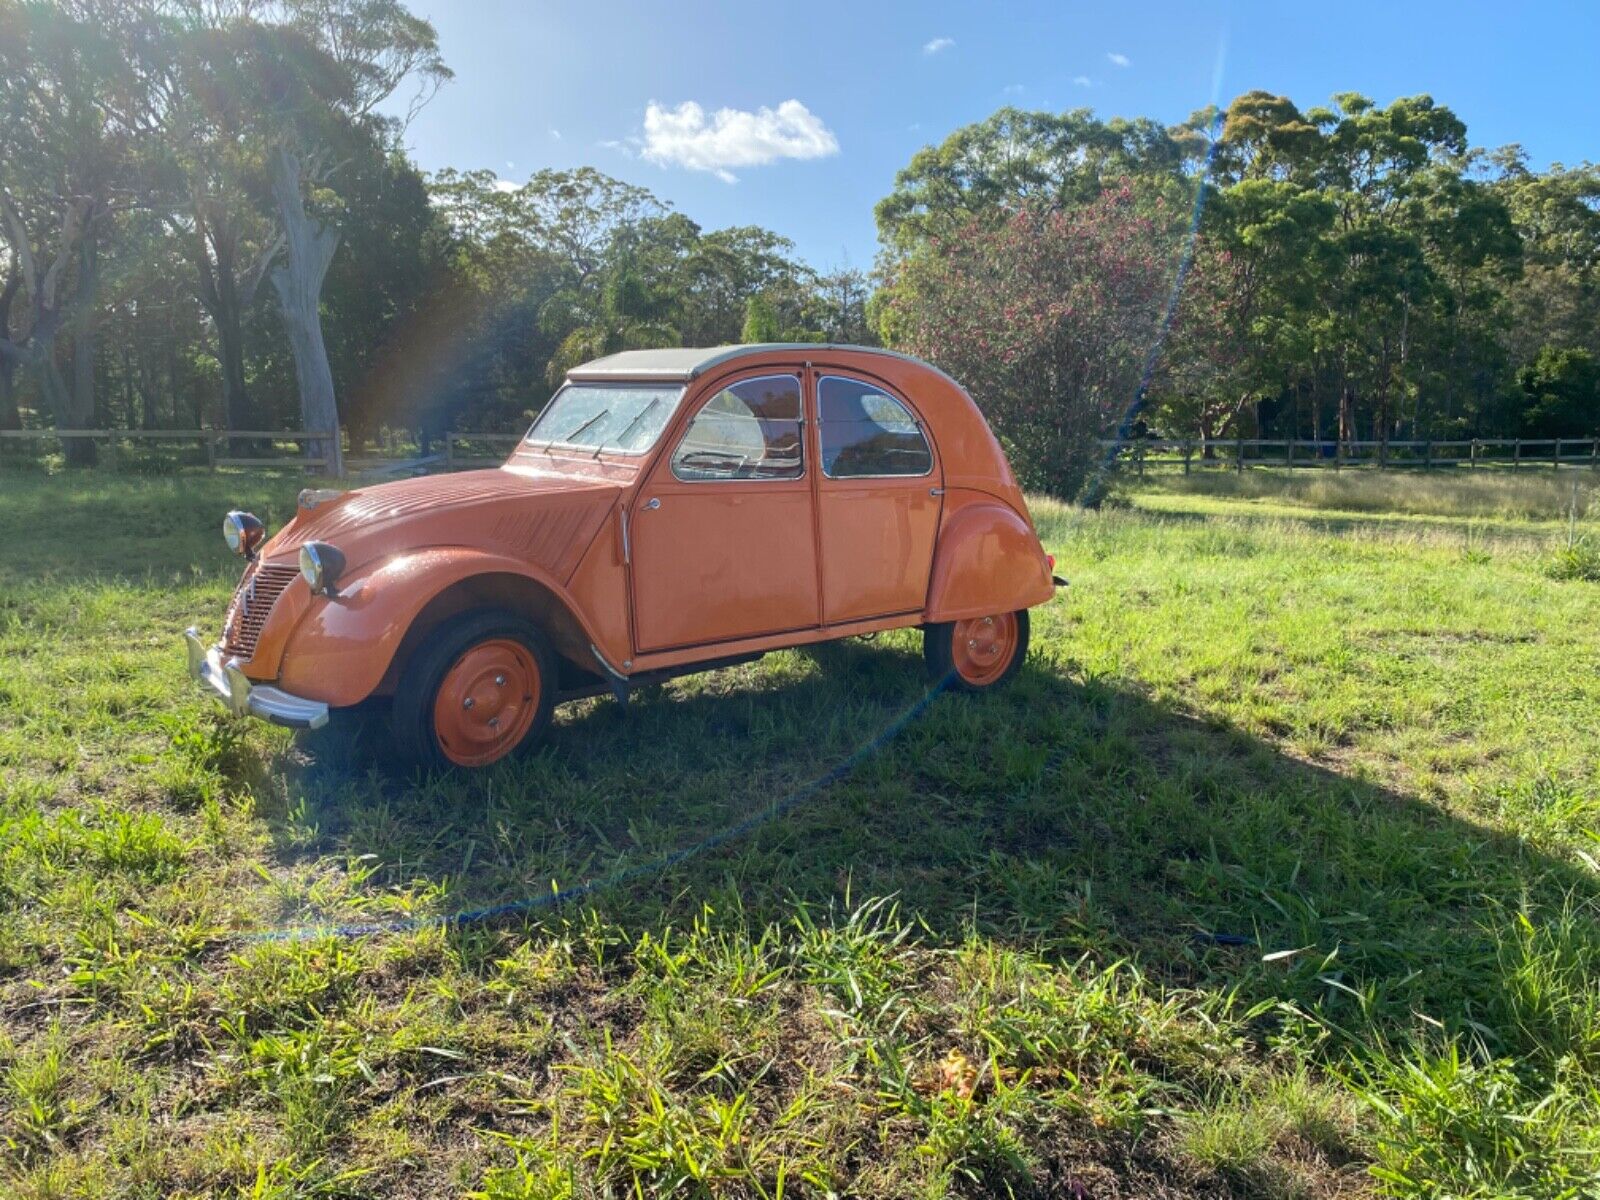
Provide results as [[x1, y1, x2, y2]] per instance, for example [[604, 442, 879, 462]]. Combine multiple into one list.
[[268, 142, 343, 476]]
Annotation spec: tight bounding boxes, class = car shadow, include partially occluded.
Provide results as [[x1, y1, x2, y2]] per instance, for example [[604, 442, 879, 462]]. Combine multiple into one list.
[[270, 635, 1597, 1050]]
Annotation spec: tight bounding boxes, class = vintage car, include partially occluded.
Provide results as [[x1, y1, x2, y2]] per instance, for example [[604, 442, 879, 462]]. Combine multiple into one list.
[[186, 345, 1062, 768]]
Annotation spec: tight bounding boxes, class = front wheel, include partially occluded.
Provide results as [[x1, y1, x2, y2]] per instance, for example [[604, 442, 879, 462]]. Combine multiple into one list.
[[391, 611, 557, 769], [924, 610, 1029, 692]]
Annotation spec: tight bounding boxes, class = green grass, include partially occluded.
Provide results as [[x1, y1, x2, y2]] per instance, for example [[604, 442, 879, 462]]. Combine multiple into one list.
[[2, 466, 1598, 1198]]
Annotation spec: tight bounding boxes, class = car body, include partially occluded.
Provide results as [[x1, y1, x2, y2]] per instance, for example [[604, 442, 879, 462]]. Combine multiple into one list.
[[186, 344, 1061, 767]]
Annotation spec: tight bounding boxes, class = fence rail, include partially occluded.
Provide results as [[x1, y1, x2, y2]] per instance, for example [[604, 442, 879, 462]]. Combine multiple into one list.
[[5, 425, 1598, 479], [1103, 437, 1600, 474], [0, 427, 338, 471]]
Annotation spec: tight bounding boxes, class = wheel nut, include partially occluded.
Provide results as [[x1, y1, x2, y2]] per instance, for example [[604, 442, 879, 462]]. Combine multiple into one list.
[[495, 674, 506, 686], [488, 717, 499, 729], [463, 697, 474, 710], [969, 640, 978, 649]]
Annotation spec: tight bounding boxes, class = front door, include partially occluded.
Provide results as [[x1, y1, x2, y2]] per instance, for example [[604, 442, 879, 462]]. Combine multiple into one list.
[[814, 371, 943, 624], [629, 371, 821, 652]]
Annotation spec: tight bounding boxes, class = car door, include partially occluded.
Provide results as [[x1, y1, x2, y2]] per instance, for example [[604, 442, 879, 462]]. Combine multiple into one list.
[[629, 370, 821, 652], [813, 371, 943, 624]]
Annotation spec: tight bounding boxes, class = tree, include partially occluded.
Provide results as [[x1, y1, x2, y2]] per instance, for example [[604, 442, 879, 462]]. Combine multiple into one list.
[[740, 294, 779, 343], [0, 0, 163, 462], [880, 187, 1179, 496], [1518, 346, 1599, 437], [542, 266, 678, 389]]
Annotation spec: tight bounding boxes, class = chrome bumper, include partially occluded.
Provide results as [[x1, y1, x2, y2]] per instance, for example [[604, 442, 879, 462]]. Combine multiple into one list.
[[183, 628, 329, 730]]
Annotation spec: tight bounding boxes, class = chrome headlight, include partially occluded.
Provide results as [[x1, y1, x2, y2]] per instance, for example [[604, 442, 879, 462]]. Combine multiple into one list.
[[223, 511, 265, 558], [298, 541, 346, 595]]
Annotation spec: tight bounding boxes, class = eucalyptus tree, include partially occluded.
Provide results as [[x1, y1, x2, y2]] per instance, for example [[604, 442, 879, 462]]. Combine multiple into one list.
[[0, 0, 165, 460]]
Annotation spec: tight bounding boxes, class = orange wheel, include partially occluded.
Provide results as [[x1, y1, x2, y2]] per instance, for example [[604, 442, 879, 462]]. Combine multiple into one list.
[[950, 613, 1020, 686], [392, 612, 557, 770], [924, 610, 1029, 692], [431, 638, 542, 766]]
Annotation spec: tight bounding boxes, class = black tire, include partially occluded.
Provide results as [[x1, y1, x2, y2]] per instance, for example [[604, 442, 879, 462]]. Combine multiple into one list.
[[923, 609, 1030, 693], [390, 609, 557, 770]]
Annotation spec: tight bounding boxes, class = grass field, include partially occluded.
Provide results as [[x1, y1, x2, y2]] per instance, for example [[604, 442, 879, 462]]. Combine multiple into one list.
[[2, 466, 1598, 1198]]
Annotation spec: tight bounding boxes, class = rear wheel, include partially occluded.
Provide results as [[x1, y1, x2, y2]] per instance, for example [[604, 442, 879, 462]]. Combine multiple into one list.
[[924, 610, 1029, 692], [391, 611, 556, 769]]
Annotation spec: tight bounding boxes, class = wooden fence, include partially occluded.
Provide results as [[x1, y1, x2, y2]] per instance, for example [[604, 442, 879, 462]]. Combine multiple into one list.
[[0, 427, 339, 471], [1104, 437, 1600, 474], [6, 426, 1598, 479]]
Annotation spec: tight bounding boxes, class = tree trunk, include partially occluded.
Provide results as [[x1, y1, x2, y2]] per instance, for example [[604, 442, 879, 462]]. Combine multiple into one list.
[[268, 142, 343, 476], [62, 227, 100, 466], [0, 266, 20, 430], [0, 357, 18, 431]]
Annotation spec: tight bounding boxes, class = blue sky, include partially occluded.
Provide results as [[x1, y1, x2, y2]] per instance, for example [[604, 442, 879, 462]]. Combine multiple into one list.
[[390, 1, 1600, 269]]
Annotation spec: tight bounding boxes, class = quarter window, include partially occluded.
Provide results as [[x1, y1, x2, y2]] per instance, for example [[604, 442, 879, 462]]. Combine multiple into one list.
[[818, 376, 932, 478], [671, 375, 804, 481]]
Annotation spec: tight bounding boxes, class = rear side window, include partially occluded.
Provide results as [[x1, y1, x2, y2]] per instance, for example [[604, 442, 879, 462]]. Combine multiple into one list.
[[818, 375, 933, 478], [672, 375, 804, 481]]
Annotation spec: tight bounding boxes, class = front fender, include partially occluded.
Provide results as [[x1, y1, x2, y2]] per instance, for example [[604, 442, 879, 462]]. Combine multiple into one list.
[[274, 548, 604, 708], [923, 492, 1054, 624]]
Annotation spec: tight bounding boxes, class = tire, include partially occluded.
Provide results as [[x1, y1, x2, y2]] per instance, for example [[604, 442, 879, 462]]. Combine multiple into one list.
[[924, 609, 1030, 693], [390, 610, 557, 770]]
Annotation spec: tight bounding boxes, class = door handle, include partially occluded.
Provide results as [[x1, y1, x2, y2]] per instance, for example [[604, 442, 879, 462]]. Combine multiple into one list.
[[643, 497, 661, 510], [929, 487, 944, 496]]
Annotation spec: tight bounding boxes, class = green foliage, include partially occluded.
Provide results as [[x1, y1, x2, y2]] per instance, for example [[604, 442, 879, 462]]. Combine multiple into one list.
[[1518, 346, 1599, 437]]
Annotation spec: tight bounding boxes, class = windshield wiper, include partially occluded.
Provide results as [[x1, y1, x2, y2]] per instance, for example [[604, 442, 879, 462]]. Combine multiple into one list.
[[592, 397, 661, 458], [542, 408, 610, 452]]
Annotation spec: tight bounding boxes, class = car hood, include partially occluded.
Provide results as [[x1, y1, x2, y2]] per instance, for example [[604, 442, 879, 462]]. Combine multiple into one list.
[[262, 467, 621, 583]]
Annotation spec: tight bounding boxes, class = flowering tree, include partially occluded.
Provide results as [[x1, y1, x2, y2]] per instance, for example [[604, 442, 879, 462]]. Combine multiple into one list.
[[879, 186, 1179, 497]]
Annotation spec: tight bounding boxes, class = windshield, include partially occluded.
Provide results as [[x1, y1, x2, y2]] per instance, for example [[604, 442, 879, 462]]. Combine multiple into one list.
[[523, 383, 684, 454]]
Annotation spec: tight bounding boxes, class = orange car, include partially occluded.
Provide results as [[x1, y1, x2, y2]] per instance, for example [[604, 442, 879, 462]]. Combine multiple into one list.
[[185, 345, 1063, 768]]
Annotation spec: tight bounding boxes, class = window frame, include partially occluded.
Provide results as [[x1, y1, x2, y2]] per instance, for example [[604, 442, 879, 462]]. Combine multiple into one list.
[[815, 373, 935, 481], [668, 372, 808, 485]]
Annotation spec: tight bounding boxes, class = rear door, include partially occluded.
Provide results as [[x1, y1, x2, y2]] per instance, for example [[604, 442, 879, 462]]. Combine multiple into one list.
[[813, 371, 943, 624]]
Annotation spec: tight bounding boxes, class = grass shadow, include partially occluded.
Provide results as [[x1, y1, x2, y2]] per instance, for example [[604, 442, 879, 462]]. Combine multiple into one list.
[[272, 636, 1598, 1059]]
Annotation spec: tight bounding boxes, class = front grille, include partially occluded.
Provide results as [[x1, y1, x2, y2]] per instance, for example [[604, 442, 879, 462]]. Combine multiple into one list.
[[221, 564, 299, 659]]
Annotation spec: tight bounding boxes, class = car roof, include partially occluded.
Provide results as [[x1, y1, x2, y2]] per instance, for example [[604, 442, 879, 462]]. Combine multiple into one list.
[[565, 343, 954, 384]]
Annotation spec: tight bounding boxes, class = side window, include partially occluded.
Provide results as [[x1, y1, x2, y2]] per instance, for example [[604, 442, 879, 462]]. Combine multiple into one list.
[[818, 375, 933, 478], [671, 375, 804, 481]]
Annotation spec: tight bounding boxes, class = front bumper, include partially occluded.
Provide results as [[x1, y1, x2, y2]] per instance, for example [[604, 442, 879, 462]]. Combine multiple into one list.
[[183, 628, 329, 730]]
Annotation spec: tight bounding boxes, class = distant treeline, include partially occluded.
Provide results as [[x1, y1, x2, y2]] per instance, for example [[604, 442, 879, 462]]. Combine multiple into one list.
[[876, 97, 1600, 495], [2, 1, 1596, 494]]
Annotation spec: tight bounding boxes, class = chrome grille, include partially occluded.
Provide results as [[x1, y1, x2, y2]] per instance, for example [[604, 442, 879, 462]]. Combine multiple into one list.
[[221, 564, 299, 659]]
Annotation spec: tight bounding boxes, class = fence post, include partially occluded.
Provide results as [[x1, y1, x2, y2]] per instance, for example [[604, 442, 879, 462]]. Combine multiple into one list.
[[1592, 439, 1598, 471], [1335, 439, 1343, 472], [103, 433, 116, 472], [1424, 440, 1432, 470], [1235, 438, 1244, 473], [1554, 438, 1563, 468], [1287, 438, 1295, 469], [1513, 440, 1522, 469], [1470, 439, 1478, 469], [205, 433, 216, 470]]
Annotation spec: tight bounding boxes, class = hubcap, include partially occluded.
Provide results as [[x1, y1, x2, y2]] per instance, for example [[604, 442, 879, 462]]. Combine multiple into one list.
[[950, 613, 1019, 686], [432, 638, 540, 766]]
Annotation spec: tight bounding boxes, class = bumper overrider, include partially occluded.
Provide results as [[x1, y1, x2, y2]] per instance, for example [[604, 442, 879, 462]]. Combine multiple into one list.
[[183, 628, 329, 730]]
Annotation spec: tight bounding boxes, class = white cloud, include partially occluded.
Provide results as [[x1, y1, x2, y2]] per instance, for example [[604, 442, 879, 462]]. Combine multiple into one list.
[[549, 128, 562, 141], [923, 36, 954, 55], [1073, 75, 1093, 87], [1107, 51, 1130, 66], [641, 99, 839, 183], [492, 178, 518, 194]]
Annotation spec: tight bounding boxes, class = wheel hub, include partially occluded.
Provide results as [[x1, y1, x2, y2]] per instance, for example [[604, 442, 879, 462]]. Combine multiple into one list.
[[432, 639, 540, 766]]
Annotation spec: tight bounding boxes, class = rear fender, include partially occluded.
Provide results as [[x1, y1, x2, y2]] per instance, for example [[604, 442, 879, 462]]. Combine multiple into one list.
[[274, 548, 607, 707], [923, 491, 1054, 624]]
